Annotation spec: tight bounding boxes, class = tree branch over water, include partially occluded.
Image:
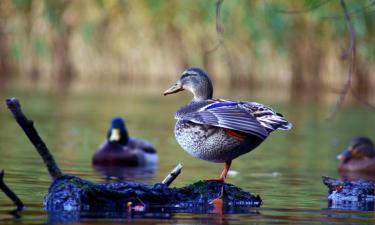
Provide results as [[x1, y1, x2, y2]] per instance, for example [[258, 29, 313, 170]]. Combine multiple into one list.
[[327, 0, 356, 120], [6, 98, 63, 179]]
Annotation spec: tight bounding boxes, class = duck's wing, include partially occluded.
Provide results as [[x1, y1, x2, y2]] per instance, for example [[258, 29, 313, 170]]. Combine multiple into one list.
[[239, 102, 292, 132], [178, 100, 269, 139], [178, 100, 292, 139]]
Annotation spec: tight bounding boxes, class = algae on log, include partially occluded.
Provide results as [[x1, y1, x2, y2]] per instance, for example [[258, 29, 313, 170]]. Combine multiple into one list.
[[322, 176, 375, 211], [5, 97, 262, 212]]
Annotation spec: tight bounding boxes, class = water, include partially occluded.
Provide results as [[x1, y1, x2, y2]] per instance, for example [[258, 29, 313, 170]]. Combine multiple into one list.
[[0, 83, 374, 224]]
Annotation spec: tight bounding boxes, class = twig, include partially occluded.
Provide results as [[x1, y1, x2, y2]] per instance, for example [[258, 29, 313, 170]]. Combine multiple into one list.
[[161, 163, 183, 186], [350, 89, 375, 111], [327, 0, 356, 121], [271, 0, 332, 14], [205, 0, 224, 55], [0, 170, 24, 212], [6, 98, 63, 179]]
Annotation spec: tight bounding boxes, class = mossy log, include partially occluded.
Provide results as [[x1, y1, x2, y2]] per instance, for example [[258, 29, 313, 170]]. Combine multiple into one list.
[[45, 175, 261, 212], [322, 176, 375, 211], [5, 97, 262, 213]]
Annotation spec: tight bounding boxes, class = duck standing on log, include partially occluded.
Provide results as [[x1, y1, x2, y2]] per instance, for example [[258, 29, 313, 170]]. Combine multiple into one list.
[[92, 117, 158, 167], [164, 67, 292, 182], [337, 137, 375, 172]]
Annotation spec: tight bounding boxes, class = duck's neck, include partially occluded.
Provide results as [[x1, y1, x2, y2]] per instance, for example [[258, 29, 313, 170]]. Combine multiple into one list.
[[191, 81, 213, 102]]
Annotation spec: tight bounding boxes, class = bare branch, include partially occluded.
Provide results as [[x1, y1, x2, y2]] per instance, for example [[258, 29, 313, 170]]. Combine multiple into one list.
[[327, 0, 356, 120], [6, 98, 63, 179], [350, 89, 375, 111], [0, 170, 24, 212], [161, 163, 183, 186], [205, 0, 224, 55], [271, 0, 332, 14]]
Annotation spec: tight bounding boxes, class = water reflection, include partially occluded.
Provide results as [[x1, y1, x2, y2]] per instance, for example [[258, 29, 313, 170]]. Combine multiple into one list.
[[93, 165, 157, 182], [46, 206, 261, 224]]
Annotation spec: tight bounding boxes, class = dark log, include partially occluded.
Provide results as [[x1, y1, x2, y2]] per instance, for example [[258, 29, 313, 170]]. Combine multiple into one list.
[[322, 176, 375, 211], [45, 175, 261, 212], [6, 97, 262, 214]]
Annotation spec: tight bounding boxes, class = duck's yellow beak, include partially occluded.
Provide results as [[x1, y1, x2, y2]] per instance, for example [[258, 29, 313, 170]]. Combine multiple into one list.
[[163, 83, 184, 96], [109, 129, 121, 142]]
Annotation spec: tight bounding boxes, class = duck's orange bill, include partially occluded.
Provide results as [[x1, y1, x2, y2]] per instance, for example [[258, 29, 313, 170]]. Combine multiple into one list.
[[163, 83, 184, 96]]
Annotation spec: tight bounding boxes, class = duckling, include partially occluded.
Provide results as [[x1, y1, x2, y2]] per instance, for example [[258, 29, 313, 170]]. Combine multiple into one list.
[[92, 117, 158, 167], [338, 137, 375, 172], [164, 67, 292, 181]]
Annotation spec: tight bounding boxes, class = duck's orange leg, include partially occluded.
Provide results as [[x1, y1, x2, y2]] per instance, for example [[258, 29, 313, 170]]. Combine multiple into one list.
[[208, 160, 232, 182]]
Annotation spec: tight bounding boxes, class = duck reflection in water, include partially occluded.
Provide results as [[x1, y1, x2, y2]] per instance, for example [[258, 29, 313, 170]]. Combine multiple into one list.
[[92, 117, 158, 180], [337, 137, 375, 182]]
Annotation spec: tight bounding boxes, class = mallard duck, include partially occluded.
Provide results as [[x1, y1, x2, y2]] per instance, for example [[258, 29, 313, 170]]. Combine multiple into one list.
[[164, 67, 292, 181], [337, 137, 375, 172], [92, 117, 158, 167]]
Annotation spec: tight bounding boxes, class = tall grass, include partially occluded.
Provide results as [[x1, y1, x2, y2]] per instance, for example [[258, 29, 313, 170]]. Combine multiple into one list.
[[0, 0, 374, 100]]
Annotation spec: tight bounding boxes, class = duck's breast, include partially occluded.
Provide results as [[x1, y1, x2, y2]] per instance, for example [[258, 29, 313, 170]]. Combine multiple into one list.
[[175, 120, 262, 162]]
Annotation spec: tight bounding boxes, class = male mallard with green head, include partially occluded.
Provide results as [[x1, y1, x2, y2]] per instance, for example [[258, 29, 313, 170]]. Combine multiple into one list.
[[164, 67, 292, 181], [338, 137, 375, 172], [93, 117, 158, 167]]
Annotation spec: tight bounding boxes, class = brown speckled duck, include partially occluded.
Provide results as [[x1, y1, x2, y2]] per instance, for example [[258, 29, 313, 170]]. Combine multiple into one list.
[[92, 117, 158, 167], [164, 67, 292, 181], [338, 137, 375, 172]]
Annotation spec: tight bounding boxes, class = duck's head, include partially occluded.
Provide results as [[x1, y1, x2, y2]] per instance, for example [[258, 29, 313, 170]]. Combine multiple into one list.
[[164, 67, 213, 102], [107, 117, 129, 145], [337, 137, 375, 163]]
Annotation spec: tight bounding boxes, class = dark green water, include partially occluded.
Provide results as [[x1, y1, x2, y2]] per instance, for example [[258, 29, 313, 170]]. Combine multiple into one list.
[[0, 83, 374, 224]]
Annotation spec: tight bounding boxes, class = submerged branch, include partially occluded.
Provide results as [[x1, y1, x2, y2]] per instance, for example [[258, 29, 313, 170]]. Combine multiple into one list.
[[6, 98, 63, 179], [0, 170, 24, 212], [327, 0, 356, 121]]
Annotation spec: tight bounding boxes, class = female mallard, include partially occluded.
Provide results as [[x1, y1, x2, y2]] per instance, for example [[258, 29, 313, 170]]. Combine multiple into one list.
[[92, 117, 158, 167], [164, 67, 292, 181], [338, 137, 375, 172]]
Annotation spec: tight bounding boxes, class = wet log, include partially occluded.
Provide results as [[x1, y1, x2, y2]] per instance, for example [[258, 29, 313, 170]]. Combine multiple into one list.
[[5, 97, 262, 212], [45, 175, 261, 211], [322, 176, 375, 211]]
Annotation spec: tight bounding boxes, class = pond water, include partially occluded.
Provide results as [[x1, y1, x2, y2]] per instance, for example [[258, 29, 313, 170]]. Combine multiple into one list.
[[0, 83, 374, 224]]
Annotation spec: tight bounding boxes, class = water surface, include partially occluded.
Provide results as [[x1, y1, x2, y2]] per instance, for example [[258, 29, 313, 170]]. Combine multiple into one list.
[[0, 83, 374, 224]]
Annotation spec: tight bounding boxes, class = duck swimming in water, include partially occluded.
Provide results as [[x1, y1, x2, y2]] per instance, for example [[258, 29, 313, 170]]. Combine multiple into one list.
[[92, 117, 158, 167], [338, 137, 375, 172], [164, 67, 292, 181]]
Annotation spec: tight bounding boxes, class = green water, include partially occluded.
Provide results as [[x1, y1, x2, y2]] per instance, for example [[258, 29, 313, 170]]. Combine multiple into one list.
[[0, 84, 374, 224]]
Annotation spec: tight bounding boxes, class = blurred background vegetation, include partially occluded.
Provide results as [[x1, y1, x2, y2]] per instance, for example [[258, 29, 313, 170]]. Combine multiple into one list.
[[0, 0, 374, 102]]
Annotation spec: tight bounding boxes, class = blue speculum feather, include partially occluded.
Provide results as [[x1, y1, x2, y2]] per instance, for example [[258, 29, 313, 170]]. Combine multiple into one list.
[[206, 102, 238, 110]]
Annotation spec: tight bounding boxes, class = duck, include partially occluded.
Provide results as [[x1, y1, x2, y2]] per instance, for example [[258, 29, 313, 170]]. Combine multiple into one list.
[[337, 137, 375, 172], [163, 67, 292, 181], [92, 117, 158, 167]]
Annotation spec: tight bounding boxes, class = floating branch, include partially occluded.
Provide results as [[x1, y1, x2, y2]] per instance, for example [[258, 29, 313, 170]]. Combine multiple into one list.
[[0, 170, 24, 212], [6, 98, 63, 179]]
